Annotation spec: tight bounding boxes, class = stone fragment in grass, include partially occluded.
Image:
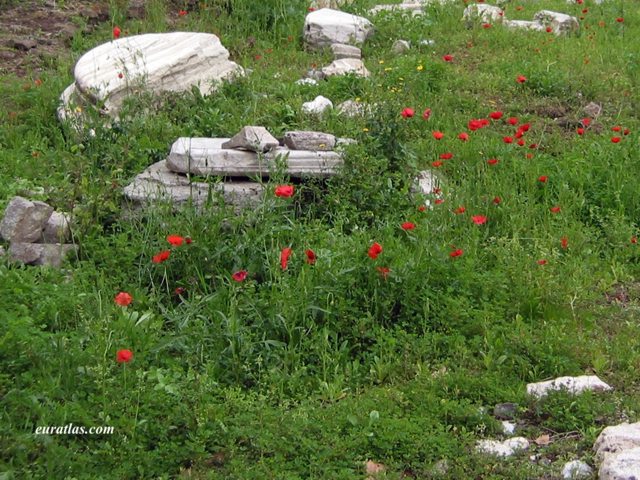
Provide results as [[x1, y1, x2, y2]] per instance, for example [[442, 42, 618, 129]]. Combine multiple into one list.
[[598, 447, 640, 480], [476, 437, 529, 457], [336, 100, 371, 117], [167, 138, 343, 178], [583, 102, 602, 118], [533, 10, 579, 35], [295, 78, 319, 86], [594, 422, 640, 461], [501, 421, 516, 435], [494, 402, 518, 420], [330, 43, 361, 60], [561, 460, 593, 479], [302, 95, 333, 116], [526, 375, 612, 398], [303, 8, 374, 48], [322, 58, 370, 78], [411, 170, 440, 197], [284, 131, 336, 151], [0, 196, 53, 243], [503, 20, 546, 32], [221, 126, 279, 153], [9, 243, 77, 268], [123, 160, 264, 208], [462, 4, 504, 26], [63, 32, 243, 119], [369, 4, 425, 16], [42, 211, 71, 243], [392, 39, 411, 54]]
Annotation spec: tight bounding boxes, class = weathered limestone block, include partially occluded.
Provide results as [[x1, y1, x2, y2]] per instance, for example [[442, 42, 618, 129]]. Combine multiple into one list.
[[63, 32, 243, 118], [284, 131, 337, 151], [322, 58, 370, 78], [533, 10, 579, 35], [303, 9, 374, 48], [123, 160, 264, 208], [527, 375, 612, 398], [166, 138, 343, 178], [221, 126, 279, 153], [330, 43, 362, 60]]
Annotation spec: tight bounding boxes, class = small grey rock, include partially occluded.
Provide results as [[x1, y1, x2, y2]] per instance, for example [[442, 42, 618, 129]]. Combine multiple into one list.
[[221, 126, 279, 153], [11, 38, 37, 51], [392, 39, 411, 55], [561, 460, 593, 479], [42, 211, 71, 243], [9, 243, 77, 267], [0, 196, 53, 243], [284, 131, 337, 151], [302, 96, 333, 116], [583, 101, 602, 118], [494, 403, 518, 420]]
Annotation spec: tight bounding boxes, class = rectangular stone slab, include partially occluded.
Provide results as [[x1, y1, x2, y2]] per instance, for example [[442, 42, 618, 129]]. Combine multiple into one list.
[[123, 160, 263, 208], [166, 138, 343, 178]]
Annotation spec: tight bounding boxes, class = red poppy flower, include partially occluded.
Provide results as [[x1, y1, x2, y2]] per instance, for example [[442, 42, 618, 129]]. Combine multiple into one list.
[[503, 136, 514, 144], [537, 259, 547, 265], [113, 26, 121, 39], [449, 249, 463, 258], [280, 247, 292, 271], [582, 118, 591, 126], [167, 235, 185, 246], [432, 161, 443, 167], [482, 23, 492, 29], [116, 349, 133, 363], [458, 132, 469, 141], [305, 249, 316, 265], [440, 152, 453, 160], [493, 196, 501, 205], [376, 266, 390, 279], [178, 9, 187, 16], [480, 119, 490, 127], [435, 199, 444, 205], [550, 206, 561, 213], [422, 108, 432, 120], [275, 185, 294, 197], [623, 128, 630, 135], [232, 270, 248, 282], [561, 236, 568, 249], [401, 108, 415, 118], [432, 131, 444, 140], [468, 119, 482, 131], [582, 8, 588, 13], [529, 143, 538, 149], [516, 75, 527, 83], [114, 292, 133, 307], [632, 236, 638, 244], [508, 117, 518, 126], [538, 175, 548, 183], [185, 237, 192, 244], [118, 72, 124, 79], [418, 205, 427, 212], [487, 158, 499, 165], [472, 215, 487, 225], [576, 128, 585, 135], [174, 287, 186, 296], [517, 139, 525, 146], [612, 126, 622, 132], [489, 111, 503, 120], [520, 123, 531, 132], [308, 7, 316, 11], [401, 222, 416, 231], [433, 187, 442, 194], [616, 17, 623, 23], [515, 130, 524, 139], [152, 250, 171, 263], [546, 26, 553, 33], [368, 242, 383, 260], [526, 153, 534, 159], [454, 206, 466, 214], [611, 137, 621, 143], [442, 54, 453, 62]]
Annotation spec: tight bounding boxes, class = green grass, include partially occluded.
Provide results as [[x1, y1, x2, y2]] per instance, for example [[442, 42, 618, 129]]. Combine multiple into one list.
[[1, 0, 639, 478]]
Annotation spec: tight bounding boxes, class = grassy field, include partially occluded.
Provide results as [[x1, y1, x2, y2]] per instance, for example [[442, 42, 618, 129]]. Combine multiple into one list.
[[1, 0, 639, 478]]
